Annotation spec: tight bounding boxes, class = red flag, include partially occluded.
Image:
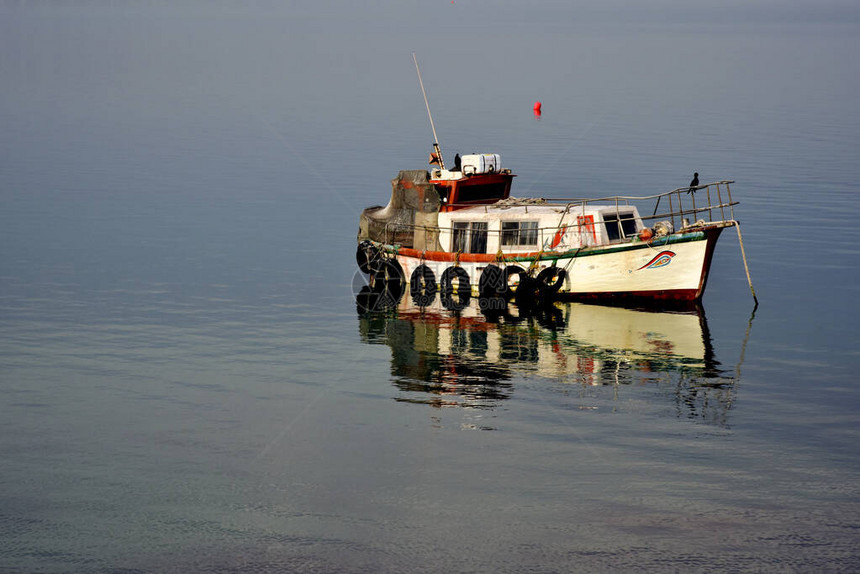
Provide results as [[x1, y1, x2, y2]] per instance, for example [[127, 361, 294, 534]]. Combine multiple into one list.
[[428, 152, 441, 165]]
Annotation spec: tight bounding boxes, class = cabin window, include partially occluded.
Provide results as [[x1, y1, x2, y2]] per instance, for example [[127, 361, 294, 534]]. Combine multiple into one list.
[[470, 222, 488, 253], [501, 221, 539, 247], [452, 221, 488, 253], [434, 184, 449, 203], [603, 212, 638, 241], [455, 182, 508, 203]]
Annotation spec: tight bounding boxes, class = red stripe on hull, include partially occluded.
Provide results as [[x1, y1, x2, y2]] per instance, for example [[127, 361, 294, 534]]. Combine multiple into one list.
[[560, 289, 700, 302]]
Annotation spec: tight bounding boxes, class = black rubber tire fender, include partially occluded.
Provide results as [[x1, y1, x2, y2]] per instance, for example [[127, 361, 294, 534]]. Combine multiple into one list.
[[371, 258, 405, 297], [410, 264, 437, 306], [440, 266, 471, 296], [514, 275, 542, 307], [536, 266, 567, 294], [356, 240, 381, 274], [502, 265, 529, 299], [479, 265, 506, 298]]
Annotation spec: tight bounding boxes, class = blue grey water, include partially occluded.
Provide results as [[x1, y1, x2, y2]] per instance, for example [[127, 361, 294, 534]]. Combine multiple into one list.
[[1, 1, 859, 572]]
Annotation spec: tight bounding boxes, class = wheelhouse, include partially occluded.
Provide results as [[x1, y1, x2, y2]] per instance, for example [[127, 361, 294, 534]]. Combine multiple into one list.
[[429, 154, 514, 211], [438, 205, 646, 254]]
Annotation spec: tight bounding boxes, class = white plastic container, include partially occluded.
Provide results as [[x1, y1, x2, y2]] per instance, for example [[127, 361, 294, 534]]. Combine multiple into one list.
[[461, 153, 501, 175]]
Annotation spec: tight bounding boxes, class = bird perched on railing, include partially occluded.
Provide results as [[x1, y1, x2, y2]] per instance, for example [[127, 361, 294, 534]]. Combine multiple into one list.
[[688, 172, 699, 194]]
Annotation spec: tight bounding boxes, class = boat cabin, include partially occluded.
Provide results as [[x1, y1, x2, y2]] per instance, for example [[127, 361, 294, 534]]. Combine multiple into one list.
[[430, 154, 514, 211], [358, 153, 648, 254], [437, 203, 644, 255], [430, 154, 644, 253]]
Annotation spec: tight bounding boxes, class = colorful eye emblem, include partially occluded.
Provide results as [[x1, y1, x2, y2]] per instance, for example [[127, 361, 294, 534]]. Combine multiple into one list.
[[638, 250, 676, 270]]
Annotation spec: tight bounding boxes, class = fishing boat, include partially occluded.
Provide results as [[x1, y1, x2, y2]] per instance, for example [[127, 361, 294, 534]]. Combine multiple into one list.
[[356, 56, 756, 307]]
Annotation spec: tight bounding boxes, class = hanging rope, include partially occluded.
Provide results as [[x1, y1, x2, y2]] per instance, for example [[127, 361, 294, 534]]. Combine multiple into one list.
[[733, 221, 758, 307], [528, 249, 545, 275]]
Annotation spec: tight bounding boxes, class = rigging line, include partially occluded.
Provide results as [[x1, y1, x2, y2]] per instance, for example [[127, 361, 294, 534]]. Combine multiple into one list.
[[191, 67, 348, 203], [517, 110, 608, 198], [252, 386, 330, 463], [413, 52, 440, 148], [245, 106, 352, 205]]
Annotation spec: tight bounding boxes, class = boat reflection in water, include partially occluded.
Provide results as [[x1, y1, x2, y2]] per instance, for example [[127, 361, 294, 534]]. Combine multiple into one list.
[[356, 288, 742, 426]]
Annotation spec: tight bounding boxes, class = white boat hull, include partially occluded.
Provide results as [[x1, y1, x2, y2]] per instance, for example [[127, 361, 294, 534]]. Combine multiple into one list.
[[374, 226, 726, 302]]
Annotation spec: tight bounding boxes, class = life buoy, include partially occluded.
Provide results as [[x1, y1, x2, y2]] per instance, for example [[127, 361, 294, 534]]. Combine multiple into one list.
[[536, 266, 566, 294], [356, 240, 381, 274], [410, 264, 437, 306], [478, 265, 506, 298], [440, 266, 471, 296]]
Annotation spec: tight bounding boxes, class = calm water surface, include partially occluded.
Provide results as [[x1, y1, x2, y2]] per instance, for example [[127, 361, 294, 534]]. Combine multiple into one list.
[[1, 3, 859, 572]]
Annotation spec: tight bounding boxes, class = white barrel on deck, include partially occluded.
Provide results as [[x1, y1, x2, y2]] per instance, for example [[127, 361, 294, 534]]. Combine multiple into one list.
[[461, 153, 501, 175]]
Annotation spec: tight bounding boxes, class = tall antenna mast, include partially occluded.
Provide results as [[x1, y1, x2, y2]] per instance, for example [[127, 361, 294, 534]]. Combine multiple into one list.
[[412, 52, 445, 170]]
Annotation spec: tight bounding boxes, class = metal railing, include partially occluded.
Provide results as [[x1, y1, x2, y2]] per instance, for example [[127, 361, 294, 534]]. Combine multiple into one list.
[[380, 181, 738, 248], [479, 180, 738, 235]]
